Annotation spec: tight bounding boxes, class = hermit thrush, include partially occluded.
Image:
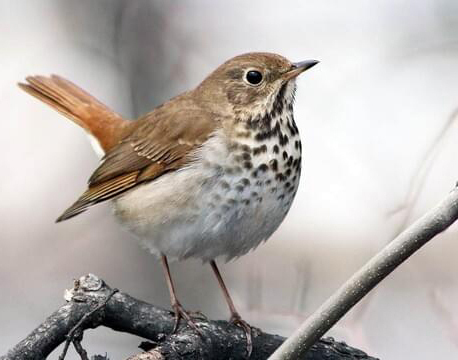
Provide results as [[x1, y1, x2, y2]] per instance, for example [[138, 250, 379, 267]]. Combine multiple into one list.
[[19, 52, 318, 355]]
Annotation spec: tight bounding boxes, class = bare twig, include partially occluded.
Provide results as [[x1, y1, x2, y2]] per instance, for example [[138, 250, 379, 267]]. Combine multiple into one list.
[[91, 355, 110, 360], [388, 108, 458, 231], [58, 287, 118, 360], [1, 275, 375, 360], [269, 185, 458, 359], [72, 330, 89, 360]]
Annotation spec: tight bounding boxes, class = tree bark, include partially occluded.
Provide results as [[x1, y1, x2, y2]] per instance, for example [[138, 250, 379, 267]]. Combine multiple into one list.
[[1, 274, 376, 360]]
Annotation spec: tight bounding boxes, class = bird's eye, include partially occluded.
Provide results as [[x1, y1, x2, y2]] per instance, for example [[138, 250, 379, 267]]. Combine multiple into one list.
[[245, 70, 263, 85]]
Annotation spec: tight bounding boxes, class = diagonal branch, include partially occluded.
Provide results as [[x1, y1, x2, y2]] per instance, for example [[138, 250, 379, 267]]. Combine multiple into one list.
[[269, 185, 458, 359], [1, 274, 376, 360]]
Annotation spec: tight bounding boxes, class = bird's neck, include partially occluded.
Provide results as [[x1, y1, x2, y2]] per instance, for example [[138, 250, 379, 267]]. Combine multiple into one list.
[[229, 81, 298, 145]]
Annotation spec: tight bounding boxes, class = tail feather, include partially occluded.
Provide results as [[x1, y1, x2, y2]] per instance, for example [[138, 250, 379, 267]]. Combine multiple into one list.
[[19, 74, 135, 222], [18, 75, 130, 152]]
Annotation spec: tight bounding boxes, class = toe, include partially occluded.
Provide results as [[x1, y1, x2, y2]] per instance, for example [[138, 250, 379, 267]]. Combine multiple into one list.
[[171, 302, 203, 336], [230, 316, 253, 357]]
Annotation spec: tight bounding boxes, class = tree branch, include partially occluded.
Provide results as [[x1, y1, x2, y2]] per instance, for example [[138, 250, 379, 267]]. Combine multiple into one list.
[[269, 186, 458, 359], [1, 274, 376, 360]]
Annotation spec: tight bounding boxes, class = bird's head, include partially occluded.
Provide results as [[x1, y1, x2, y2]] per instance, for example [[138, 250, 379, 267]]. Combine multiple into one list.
[[196, 52, 318, 121]]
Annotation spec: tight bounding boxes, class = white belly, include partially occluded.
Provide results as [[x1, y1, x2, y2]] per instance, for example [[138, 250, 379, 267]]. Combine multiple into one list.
[[113, 131, 301, 262]]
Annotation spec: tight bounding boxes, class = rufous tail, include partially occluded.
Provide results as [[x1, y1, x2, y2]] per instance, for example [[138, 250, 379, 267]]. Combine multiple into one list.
[[18, 75, 130, 152]]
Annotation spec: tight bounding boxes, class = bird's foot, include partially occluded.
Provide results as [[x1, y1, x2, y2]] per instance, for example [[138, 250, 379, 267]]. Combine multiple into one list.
[[171, 301, 203, 336], [230, 312, 253, 358]]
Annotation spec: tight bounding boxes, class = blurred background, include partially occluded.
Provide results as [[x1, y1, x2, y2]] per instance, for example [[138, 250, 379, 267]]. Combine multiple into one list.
[[1, 1, 458, 359]]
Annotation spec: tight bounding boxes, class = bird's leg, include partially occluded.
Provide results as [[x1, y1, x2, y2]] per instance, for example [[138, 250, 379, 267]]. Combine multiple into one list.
[[160, 255, 202, 335], [210, 260, 252, 356]]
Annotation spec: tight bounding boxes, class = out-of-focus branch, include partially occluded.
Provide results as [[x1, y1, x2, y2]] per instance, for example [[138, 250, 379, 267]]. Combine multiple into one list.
[[388, 108, 458, 234], [269, 185, 458, 360], [1, 274, 376, 360]]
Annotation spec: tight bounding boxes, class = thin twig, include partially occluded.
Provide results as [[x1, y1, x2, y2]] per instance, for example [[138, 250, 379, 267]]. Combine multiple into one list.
[[388, 108, 458, 230], [269, 185, 458, 359], [72, 329, 89, 360], [58, 288, 119, 360]]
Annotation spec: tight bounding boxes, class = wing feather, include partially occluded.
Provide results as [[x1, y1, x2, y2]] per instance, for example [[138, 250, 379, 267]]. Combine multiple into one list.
[[56, 172, 139, 222], [56, 104, 219, 222]]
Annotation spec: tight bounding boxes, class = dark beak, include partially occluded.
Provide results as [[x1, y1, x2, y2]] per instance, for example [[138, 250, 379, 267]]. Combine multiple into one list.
[[283, 60, 319, 81], [293, 60, 319, 71]]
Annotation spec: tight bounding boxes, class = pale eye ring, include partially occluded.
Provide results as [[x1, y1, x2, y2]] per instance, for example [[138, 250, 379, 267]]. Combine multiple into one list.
[[244, 69, 263, 86]]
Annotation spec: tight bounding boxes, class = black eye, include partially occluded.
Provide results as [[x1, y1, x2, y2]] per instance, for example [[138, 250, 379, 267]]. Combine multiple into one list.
[[245, 70, 263, 85]]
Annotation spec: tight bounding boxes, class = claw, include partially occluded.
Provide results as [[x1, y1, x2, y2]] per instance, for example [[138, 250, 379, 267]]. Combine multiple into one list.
[[171, 302, 203, 336], [230, 313, 253, 358]]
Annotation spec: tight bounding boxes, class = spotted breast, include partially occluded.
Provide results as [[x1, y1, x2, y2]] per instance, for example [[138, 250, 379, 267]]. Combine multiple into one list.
[[113, 80, 301, 262]]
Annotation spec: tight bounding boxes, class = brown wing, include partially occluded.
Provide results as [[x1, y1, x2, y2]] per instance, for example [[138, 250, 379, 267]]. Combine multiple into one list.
[[56, 106, 218, 222]]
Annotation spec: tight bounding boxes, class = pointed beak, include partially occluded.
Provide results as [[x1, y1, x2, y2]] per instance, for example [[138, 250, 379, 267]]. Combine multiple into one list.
[[282, 60, 319, 81]]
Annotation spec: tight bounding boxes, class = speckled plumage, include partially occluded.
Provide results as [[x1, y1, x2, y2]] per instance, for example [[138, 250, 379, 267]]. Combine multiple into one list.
[[114, 80, 301, 261]]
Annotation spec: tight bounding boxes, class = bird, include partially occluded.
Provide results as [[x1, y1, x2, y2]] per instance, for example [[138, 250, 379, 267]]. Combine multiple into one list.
[[18, 52, 318, 356]]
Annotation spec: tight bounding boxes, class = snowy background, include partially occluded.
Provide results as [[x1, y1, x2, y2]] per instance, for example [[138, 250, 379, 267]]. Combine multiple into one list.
[[1, 1, 458, 358]]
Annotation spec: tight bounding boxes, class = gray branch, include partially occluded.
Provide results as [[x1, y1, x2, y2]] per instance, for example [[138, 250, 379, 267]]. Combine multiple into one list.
[[269, 186, 458, 359], [1, 274, 376, 360]]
